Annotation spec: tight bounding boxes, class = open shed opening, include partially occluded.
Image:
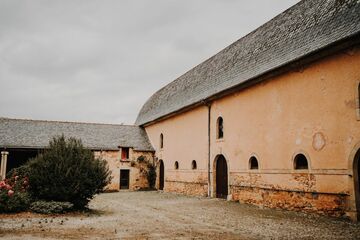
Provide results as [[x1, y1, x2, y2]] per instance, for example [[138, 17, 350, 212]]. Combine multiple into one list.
[[4, 148, 40, 175]]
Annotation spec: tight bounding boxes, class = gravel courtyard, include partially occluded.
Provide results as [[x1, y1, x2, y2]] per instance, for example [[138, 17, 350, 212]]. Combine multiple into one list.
[[1, 191, 360, 239]]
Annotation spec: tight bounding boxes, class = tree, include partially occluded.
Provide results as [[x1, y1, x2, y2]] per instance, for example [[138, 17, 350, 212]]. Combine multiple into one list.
[[27, 135, 112, 209]]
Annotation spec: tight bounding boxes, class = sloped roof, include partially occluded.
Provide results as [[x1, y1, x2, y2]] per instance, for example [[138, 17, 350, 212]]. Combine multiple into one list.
[[136, 0, 360, 126], [0, 118, 154, 151]]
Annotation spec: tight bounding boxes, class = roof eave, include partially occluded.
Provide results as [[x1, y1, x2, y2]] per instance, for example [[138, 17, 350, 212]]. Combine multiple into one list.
[[140, 33, 360, 127]]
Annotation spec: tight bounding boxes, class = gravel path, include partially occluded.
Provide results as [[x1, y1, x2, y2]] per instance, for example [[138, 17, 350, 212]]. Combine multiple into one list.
[[1, 191, 360, 239]]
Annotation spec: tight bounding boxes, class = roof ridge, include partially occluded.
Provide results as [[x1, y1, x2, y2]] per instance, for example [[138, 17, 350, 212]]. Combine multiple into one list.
[[141, 1, 300, 106], [0, 117, 138, 127]]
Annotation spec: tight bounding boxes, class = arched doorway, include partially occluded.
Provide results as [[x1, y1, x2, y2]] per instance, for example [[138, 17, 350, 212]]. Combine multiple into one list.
[[215, 155, 228, 199], [354, 149, 360, 219], [159, 160, 164, 190]]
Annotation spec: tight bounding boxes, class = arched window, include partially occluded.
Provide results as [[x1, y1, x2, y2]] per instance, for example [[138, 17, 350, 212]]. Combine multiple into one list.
[[217, 117, 224, 139], [174, 161, 179, 170], [249, 156, 259, 170], [160, 133, 164, 149], [191, 160, 197, 170], [294, 154, 309, 170]]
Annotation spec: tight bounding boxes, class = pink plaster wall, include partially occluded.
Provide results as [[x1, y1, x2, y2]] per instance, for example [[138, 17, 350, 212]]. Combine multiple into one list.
[[144, 46, 360, 217]]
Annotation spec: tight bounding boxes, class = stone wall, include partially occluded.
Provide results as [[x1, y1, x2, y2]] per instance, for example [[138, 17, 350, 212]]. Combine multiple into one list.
[[223, 170, 350, 217], [231, 186, 347, 217], [154, 161, 209, 196], [165, 181, 208, 196], [94, 149, 154, 191]]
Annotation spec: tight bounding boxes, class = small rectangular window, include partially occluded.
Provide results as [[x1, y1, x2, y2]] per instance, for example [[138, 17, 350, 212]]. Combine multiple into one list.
[[121, 147, 129, 160]]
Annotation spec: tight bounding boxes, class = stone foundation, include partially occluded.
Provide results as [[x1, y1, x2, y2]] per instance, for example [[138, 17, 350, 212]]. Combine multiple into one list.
[[165, 180, 208, 197], [231, 185, 347, 217]]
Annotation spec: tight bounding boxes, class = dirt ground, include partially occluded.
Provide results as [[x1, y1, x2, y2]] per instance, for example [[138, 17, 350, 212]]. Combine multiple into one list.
[[1, 191, 360, 239]]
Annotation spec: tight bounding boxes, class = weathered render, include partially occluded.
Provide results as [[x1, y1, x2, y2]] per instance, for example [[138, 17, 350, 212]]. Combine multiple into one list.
[[138, 0, 360, 220], [0, 118, 154, 190]]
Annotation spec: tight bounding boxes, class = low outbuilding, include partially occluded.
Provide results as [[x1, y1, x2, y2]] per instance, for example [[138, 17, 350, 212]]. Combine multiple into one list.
[[0, 117, 155, 191]]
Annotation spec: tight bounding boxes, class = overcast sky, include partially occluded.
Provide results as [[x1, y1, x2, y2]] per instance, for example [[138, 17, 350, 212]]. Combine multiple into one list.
[[0, 0, 299, 124]]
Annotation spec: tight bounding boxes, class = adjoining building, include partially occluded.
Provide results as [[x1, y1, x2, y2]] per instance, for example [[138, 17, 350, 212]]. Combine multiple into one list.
[[136, 0, 360, 219], [1, 0, 360, 220], [0, 118, 154, 191]]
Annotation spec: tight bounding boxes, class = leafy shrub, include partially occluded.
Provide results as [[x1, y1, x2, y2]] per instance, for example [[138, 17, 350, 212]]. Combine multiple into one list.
[[30, 201, 73, 214], [0, 174, 31, 213], [6, 165, 31, 180], [137, 155, 145, 162], [27, 135, 112, 209], [0, 191, 31, 213], [147, 163, 156, 189]]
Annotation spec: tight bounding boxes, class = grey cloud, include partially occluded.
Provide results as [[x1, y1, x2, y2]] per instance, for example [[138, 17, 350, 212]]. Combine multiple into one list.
[[0, 0, 299, 124]]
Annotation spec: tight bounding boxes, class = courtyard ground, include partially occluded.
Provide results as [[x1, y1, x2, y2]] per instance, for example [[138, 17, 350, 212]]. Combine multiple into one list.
[[1, 191, 360, 239]]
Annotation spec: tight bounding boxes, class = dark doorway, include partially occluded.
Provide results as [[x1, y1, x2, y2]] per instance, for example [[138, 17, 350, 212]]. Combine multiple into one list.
[[120, 169, 130, 189], [294, 154, 308, 170], [216, 155, 228, 199], [159, 160, 164, 190], [7, 149, 39, 174], [354, 149, 360, 219]]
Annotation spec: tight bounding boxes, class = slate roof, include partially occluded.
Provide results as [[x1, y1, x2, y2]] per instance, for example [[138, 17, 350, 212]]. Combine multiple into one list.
[[136, 0, 360, 126], [0, 118, 154, 151]]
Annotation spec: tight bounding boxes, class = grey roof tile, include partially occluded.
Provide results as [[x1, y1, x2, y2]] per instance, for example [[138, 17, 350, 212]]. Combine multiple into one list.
[[0, 118, 154, 151], [135, 0, 360, 126]]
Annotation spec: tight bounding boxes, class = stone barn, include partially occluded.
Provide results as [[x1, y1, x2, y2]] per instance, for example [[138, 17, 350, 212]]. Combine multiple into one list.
[[135, 0, 360, 219], [0, 118, 154, 191]]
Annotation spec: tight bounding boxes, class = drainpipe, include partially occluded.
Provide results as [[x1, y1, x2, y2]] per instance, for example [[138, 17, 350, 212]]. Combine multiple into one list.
[[202, 101, 212, 197], [208, 104, 211, 197]]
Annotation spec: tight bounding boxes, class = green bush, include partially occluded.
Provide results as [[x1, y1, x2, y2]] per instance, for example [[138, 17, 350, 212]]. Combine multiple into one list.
[[147, 163, 156, 189], [0, 174, 31, 213], [0, 191, 31, 213], [30, 201, 73, 214], [6, 165, 31, 180], [27, 135, 112, 209], [137, 155, 145, 162]]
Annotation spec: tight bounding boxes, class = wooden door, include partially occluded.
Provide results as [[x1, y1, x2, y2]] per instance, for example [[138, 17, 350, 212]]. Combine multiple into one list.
[[355, 149, 360, 220], [120, 169, 130, 189], [159, 160, 164, 190], [216, 155, 228, 199]]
